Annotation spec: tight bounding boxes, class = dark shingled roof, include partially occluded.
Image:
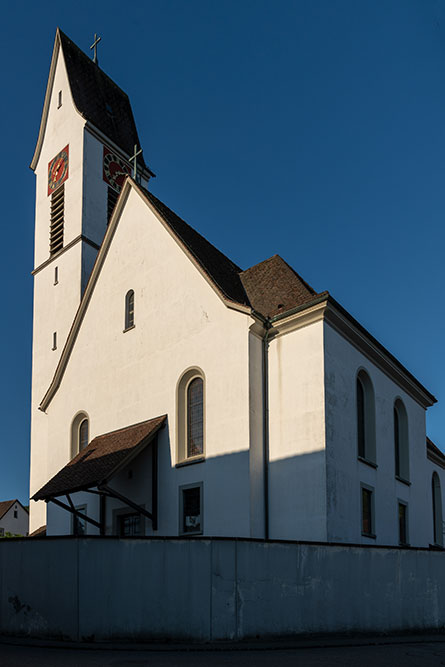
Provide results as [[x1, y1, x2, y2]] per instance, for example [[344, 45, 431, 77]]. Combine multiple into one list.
[[427, 437, 445, 469], [0, 500, 17, 521], [59, 30, 149, 172], [29, 525, 47, 537], [240, 255, 319, 318], [141, 188, 251, 306], [33, 415, 166, 501]]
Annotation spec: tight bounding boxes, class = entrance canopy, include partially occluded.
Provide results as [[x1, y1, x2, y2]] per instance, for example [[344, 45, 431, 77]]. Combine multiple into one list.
[[32, 415, 166, 533]]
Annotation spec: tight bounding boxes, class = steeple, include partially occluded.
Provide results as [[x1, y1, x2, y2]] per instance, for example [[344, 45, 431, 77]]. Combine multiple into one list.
[[29, 29, 154, 531]]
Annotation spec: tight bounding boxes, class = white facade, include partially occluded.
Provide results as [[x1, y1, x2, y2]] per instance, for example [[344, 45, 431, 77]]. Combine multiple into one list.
[[29, 30, 443, 549]]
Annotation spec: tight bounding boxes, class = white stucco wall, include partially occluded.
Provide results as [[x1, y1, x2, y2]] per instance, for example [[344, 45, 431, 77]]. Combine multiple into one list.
[[40, 187, 254, 538], [268, 320, 327, 541], [324, 321, 434, 547]]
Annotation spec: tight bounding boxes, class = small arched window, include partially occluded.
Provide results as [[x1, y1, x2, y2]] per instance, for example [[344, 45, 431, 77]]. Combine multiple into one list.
[[356, 370, 376, 464], [177, 369, 205, 462], [79, 419, 89, 452], [71, 412, 89, 458], [125, 290, 134, 330], [394, 399, 409, 481]]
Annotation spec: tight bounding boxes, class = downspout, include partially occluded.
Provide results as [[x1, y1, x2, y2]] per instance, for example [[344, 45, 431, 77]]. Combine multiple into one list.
[[262, 319, 272, 540]]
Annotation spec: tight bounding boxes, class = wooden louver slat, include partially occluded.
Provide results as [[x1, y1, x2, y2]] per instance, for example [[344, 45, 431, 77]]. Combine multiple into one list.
[[50, 185, 64, 255]]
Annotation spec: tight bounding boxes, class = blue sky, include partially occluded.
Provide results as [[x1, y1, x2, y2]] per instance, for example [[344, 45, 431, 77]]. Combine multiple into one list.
[[1, 0, 444, 504]]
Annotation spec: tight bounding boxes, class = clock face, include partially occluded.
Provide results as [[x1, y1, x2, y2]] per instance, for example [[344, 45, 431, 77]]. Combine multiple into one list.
[[103, 147, 131, 192], [48, 145, 69, 196]]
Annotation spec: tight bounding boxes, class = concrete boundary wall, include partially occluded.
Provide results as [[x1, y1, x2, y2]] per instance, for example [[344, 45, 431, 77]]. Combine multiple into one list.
[[0, 537, 444, 641]]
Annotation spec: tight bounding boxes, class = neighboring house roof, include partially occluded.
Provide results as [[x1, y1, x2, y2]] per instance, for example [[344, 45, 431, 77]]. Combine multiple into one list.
[[33, 415, 166, 500], [427, 437, 445, 469], [0, 500, 16, 520], [240, 254, 320, 318], [29, 525, 47, 537]]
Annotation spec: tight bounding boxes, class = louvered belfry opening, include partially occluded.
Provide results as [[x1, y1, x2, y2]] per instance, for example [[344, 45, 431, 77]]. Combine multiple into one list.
[[50, 184, 65, 255], [107, 186, 119, 223]]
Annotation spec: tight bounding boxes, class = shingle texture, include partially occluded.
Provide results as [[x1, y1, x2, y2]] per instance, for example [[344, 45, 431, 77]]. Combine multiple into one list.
[[33, 415, 166, 501], [240, 255, 318, 318], [59, 30, 148, 171], [0, 500, 17, 521]]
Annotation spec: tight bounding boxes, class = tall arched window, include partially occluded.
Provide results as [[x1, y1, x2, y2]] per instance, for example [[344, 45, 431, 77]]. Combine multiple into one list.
[[432, 472, 443, 546], [356, 370, 376, 463], [125, 290, 134, 330], [71, 412, 89, 458], [177, 368, 205, 462], [394, 399, 409, 481], [187, 377, 203, 458]]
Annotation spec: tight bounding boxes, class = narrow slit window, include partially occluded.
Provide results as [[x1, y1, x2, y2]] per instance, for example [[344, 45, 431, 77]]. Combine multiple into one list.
[[124, 290, 134, 330], [398, 502, 408, 545], [52, 332, 57, 350], [54, 266, 58, 285], [50, 184, 64, 255], [57, 90, 62, 108], [361, 486, 374, 537]]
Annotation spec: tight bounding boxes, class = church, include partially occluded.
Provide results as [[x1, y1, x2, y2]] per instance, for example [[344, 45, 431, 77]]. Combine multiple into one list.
[[29, 29, 445, 549]]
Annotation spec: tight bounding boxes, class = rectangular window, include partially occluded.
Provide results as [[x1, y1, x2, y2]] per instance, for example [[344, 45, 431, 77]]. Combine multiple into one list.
[[398, 501, 408, 545], [118, 513, 141, 537], [107, 186, 119, 223], [50, 184, 64, 255], [57, 90, 62, 108], [361, 485, 374, 537], [13, 510, 17, 519], [0, 528, 4, 537], [71, 505, 87, 536], [180, 484, 203, 535]]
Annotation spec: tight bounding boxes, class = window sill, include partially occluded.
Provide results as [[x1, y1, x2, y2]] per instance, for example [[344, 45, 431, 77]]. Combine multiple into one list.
[[176, 455, 205, 468], [361, 532, 376, 539], [395, 475, 411, 487], [123, 325, 135, 333], [358, 456, 377, 469]]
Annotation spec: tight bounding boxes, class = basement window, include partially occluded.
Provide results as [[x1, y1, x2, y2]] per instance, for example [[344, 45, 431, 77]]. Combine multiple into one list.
[[179, 483, 203, 536], [50, 184, 64, 255], [361, 484, 375, 538]]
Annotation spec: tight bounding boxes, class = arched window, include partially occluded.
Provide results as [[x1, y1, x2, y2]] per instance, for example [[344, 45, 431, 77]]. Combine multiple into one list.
[[177, 368, 205, 462], [71, 412, 89, 458], [432, 472, 443, 546], [79, 419, 89, 452], [394, 399, 409, 481], [356, 370, 376, 463], [125, 290, 134, 330]]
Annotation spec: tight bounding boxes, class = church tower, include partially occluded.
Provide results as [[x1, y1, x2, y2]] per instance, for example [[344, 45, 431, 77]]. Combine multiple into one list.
[[29, 29, 153, 531]]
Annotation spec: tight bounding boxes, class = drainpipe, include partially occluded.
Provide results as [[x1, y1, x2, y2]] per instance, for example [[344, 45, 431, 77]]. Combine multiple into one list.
[[262, 319, 272, 540]]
